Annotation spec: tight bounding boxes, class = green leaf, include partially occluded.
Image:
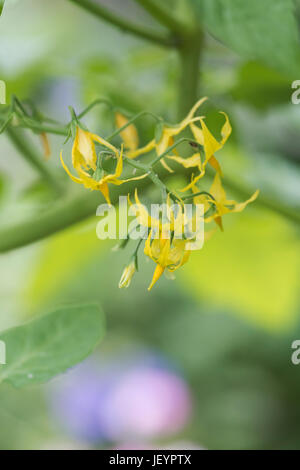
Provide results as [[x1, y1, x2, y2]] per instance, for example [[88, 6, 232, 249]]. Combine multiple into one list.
[[230, 61, 292, 110], [193, 0, 300, 75], [0, 304, 105, 388], [23, 218, 110, 313], [0, 1, 5, 16], [181, 209, 300, 330]]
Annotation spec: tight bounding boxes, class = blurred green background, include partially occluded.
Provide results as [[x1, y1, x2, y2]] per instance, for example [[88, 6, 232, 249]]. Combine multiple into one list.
[[0, 0, 300, 450]]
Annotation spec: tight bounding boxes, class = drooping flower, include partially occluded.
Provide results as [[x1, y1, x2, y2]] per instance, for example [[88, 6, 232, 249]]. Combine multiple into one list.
[[199, 173, 259, 230], [127, 97, 208, 172], [60, 126, 146, 204], [181, 112, 232, 191], [145, 232, 191, 291], [115, 112, 139, 151], [119, 260, 136, 288], [128, 189, 188, 237]]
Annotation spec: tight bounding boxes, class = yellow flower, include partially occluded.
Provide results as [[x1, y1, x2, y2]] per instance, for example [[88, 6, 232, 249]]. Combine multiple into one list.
[[181, 112, 232, 192], [203, 173, 259, 230], [115, 112, 139, 151], [145, 231, 191, 291], [119, 261, 136, 288], [128, 189, 186, 236], [60, 126, 147, 205], [127, 97, 208, 172]]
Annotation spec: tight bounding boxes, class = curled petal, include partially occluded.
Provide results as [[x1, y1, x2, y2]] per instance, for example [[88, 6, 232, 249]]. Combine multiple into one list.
[[115, 112, 139, 151], [167, 153, 201, 169], [60, 152, 83, 184], [148, 264, 165, 291], [127, 140, 155, 159]]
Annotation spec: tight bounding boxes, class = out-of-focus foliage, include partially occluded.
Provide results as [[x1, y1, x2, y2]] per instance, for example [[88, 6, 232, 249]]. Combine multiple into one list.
[[193, 0, 300, 75], [0, 0, 300, 451], [0, 304, 105, 387], [181, 208, 300, 329]]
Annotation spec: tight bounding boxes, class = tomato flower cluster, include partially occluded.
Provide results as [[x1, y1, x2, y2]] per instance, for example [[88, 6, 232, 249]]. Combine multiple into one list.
[[60, 98, 259, 291]]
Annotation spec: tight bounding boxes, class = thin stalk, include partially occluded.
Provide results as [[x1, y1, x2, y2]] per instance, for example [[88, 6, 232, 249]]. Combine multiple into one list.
[[106, 111, 161, 141], [68, 0, 175, 47], [134, 0, 187, 36], [18, 120, 68, 136], [177, 31, 203, 119]]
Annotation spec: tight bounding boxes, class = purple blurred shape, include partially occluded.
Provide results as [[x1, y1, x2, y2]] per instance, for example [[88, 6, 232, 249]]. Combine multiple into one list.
[[49, 352, 192, 443]]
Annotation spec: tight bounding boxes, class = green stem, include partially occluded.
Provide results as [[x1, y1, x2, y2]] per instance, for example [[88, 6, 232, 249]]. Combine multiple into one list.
[[18, 120, 68, 136], [0, 166, 174, 253], [106, 110, 161, 141], [6, 127, 63, 194], [123, 155, 168, 194], [77, 98, 112, 119], [0, 163, 299, 253], [177, 30, 203, 119], [68, 0, 175, 47], [134, 0, 187, 36]]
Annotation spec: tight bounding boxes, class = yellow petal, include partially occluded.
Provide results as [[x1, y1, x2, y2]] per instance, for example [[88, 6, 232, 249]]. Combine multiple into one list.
[[74, 127, 97, 170], [220, 112, 232, 145], [115, 112, 139, 151], [127, 139, 155, 159], [90, 132, 119, 154], [200, 118, 223, 162], [167, 153, 201, 169], [180, 169, 206, 192], [210, 173, 227, 204], [156, 132, 171, 156], [144, 230, 153, 258], [231, 189, 260, 213], [98, 182, 111, 205], [183, 97, 208, 123], [148, 264, 165, 291], [114, 145, 123, 178], [209, 155, 222, 175], [134, 190, 158, 229], [160, 158, 174, 173], [157, 238, 171, 267], [121, 172, 149, 183], [60, 151, 83, 184], [214, 216, 224, 232], [190, 122, 204, 146], [40, 133, 51, 160]]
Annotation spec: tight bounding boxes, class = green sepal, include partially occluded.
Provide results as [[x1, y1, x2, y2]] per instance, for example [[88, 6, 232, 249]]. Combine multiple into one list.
[[155, 120, 164, 144]]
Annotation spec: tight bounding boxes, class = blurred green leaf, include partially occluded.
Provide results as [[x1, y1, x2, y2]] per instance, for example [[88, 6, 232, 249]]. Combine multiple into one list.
[[194, 0, 300, 75], [0, 304, 105, 388], [23, 218, 109, 314], [231, 61, 291, 110], [0, 173, 6, 202], [181, 209, 300, 330]]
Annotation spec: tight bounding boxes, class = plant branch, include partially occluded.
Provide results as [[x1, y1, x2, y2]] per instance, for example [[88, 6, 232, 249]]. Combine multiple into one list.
[[177, 31, 203, 119], [67, 0, 175, 47], [6, 127, 63, 194], [0, 166, 174, 253], [134, 0, 187, 36]]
